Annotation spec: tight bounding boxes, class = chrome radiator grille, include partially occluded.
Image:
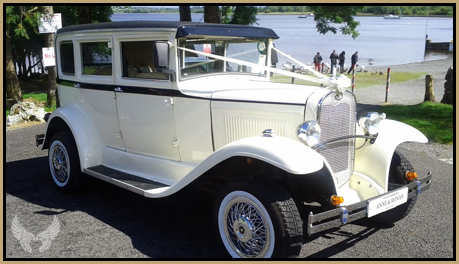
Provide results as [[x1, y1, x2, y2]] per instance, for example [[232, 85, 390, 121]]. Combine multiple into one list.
[[317, 91, 357, 187]]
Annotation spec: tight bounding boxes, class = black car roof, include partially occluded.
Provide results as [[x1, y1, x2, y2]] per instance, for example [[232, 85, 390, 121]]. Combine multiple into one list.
[[56, 21, 279, 39]]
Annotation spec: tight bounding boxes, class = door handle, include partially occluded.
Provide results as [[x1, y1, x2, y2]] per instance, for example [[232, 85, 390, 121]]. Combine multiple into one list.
[[74, 83, 80, 88], [114, 87, 123, 92]]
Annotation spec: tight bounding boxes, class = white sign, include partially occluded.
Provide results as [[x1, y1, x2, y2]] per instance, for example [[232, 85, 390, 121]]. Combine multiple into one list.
[[38, 13, 62, 33], [42, 47, 55, 67], [203, 44, 211, 54], [367, 186, 408, 218]]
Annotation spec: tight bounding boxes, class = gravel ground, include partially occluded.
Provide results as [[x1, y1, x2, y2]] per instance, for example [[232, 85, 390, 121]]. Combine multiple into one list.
[[354, 56, 453, 105], [353, 55, 454, 165]]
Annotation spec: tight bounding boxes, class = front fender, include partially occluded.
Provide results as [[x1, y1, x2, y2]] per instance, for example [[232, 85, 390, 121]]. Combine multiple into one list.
[[44, 104, 104, 170], [170, 135, 331, 194], [355, 119, 428, 191]]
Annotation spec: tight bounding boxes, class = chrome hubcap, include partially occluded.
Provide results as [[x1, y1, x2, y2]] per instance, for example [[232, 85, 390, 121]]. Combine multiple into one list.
[[233, 216, 253, 243], [51, 144, 69, 183], [225, 199, 269, 257]]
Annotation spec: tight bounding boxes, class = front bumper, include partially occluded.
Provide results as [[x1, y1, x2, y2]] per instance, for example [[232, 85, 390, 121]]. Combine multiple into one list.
[[307, 171, 432, 235]]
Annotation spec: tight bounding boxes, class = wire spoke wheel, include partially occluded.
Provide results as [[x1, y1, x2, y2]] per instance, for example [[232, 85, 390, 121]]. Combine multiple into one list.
[[215, 180, 303, 258], [48, 131, 82, 190], [223, 195, 272, 257], [51, 143, 70, 183]]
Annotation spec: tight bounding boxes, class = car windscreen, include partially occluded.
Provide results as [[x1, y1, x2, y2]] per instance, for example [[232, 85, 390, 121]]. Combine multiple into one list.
[[178, 38, 268, 79]]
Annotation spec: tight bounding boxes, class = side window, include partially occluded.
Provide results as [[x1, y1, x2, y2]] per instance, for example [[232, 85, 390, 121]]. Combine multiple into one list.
[[81, 42, 112, 76], [60, 42, 74, 75], [121, 41, 168, 80]]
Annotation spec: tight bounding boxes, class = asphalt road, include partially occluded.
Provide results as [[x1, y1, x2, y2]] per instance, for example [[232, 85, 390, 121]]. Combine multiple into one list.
[[5, 123, 454, 258]]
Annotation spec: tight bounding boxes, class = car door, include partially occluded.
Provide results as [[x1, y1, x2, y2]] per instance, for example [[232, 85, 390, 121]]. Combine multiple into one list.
[[113, 35, 180, 161], [75, 36, 125, 151]]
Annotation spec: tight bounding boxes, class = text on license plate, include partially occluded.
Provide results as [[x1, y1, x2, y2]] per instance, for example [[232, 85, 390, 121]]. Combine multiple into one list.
[[367, 186, 408, 218]]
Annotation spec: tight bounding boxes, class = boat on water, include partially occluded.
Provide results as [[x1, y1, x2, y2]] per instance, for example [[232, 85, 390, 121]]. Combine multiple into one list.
[[384, 6, 402, 19], [298, 7, 307, 18], [384, 14, 401, 19], [307, 13, 314, 18]]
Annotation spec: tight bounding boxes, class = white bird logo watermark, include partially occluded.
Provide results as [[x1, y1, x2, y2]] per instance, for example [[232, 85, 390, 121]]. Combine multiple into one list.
[[11, 215, 60, 253]]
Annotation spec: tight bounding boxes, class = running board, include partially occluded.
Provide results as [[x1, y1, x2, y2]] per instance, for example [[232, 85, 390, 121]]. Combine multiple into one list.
[[84, 165, 170, 196]]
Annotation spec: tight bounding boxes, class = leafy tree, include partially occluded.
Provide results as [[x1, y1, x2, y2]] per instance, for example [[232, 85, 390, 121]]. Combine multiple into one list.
[[309, 6, 364, 39], [5, 6, 40, 102], [54, 6, 113, 26], [229, 6, 258, 25]]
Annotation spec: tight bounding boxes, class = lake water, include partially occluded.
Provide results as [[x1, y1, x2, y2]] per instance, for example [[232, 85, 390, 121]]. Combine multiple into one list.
[[111, 13, 453, 67]]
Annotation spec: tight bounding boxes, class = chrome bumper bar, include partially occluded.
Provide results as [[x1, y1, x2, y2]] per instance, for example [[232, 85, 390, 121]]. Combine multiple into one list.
[[307, 171, 432, 236]]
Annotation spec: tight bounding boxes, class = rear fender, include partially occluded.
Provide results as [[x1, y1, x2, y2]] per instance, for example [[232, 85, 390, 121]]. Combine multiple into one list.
[[43, 104, 104, 170], [355, 119, 427, 191]]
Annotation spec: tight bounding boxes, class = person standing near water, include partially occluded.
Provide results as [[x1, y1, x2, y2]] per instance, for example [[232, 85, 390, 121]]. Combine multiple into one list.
[[338, 51, 345, 73], [348, 51, 358, 75], [329, 50, 338, 75], [313, 52, 323, 72]]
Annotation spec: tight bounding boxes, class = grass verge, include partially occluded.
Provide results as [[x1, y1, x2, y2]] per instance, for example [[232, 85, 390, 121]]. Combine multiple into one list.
[[380, 102, 453, 144], [271, 71, 426, 88]]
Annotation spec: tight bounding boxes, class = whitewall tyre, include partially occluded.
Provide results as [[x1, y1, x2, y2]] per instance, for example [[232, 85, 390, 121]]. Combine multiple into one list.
[[215, 180, 302, 258], [48, 131, 82, 191]]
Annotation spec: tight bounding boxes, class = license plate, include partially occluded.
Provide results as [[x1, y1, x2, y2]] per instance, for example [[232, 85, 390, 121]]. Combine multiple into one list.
[[367, 187, 408, 218]]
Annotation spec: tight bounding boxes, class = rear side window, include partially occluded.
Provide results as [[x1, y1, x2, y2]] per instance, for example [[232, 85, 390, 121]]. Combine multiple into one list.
[[81, 42, 112, 76], [60, 42, 74, 75], [121, 41, 168, 80]]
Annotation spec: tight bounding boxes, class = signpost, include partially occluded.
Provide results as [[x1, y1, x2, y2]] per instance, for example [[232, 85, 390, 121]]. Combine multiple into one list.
[[42, 47, 55, 67], [38, 10, 61, 107], [38, 13, 62, 34]]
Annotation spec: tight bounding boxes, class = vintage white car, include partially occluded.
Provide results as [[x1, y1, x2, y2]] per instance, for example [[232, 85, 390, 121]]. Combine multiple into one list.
[[36, 21, 432, 258]]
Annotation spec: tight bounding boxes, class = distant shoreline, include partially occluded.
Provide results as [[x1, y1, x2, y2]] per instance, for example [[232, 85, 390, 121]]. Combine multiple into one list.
[[112, 12, 453, 18]]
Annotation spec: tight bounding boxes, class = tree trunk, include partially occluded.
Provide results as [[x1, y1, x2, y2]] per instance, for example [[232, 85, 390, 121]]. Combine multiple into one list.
[[441, 67, 454, 105], [179, 6, 192, 21], [6, 24, 22, 102], [78, 6, 92, 24], [204, 6, 220, 23], [424, 75, 435, 102], [40, 6, 58, 108]]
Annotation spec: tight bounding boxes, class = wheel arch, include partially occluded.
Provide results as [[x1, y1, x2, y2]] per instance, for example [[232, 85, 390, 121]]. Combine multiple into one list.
[[42, 104, 104, 170], [177, 136, 337, 207]]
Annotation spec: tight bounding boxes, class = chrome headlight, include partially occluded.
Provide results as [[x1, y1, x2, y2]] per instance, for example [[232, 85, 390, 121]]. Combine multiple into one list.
[[297, 121, 321, 147], [358, 112, 386, 135]]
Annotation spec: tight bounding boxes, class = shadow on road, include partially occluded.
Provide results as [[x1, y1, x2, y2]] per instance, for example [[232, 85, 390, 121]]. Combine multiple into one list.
[[6, 156, 387, 258], [5, 157, 228, 258]]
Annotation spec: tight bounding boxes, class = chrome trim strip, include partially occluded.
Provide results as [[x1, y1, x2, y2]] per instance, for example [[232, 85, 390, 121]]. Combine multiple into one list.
[[312, 135, 377, 150]]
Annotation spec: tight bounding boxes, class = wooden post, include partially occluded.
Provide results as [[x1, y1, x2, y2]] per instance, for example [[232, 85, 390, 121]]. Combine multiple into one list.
[[351, 68, 356, 93], [424, 75, 436, 102], [385, 68, 391, 103], [291, 65, 295, 84]]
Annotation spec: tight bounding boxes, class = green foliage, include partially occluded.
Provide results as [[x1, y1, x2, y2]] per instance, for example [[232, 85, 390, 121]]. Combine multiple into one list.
[[6, 6, 40, 39], [381, 102, 453, 144], [353, 71, 426, 88], [229, 6, 258, 25], [54, 6, 113, 26], [309, 6, 364, 39]]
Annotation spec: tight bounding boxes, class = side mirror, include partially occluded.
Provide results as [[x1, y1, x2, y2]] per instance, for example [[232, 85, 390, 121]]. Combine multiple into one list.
[[154, 41, 170, 69]]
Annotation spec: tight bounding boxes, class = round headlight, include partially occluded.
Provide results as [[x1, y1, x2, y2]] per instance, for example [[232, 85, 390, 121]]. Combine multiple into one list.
[[358, 112, 386, 135], [297, 121, 321, 147]]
